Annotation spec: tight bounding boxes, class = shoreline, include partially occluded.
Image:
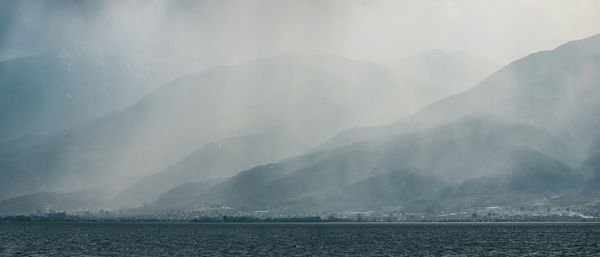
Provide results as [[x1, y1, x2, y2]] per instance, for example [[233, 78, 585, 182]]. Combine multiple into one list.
[[3, 220, 600, 224]]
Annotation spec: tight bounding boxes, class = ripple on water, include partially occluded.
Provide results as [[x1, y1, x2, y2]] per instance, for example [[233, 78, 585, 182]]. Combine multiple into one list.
[[0, 222, 599, 256]]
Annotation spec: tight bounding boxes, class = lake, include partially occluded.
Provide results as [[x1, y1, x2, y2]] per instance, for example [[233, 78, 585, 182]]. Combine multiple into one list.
[[1, 222, 599, 256]]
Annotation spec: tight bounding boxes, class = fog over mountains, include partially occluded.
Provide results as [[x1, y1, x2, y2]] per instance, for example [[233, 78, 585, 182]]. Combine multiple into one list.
[[146, 34, 600, 214], [0, 50, 494, 208], [2, 34, 600, 215], [1, 1, 600, 218]]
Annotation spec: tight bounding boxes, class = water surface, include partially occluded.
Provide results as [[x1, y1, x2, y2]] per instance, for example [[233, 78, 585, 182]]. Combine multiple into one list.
[[1, 222, 599, 256]]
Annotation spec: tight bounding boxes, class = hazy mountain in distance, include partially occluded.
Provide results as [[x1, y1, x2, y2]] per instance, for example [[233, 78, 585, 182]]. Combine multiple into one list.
[[319, 51, 500, 150], [324, 34, 600, 151], [0, 189, 104, 216], [0, 52, 433, 202], [113, 99, 355, 206], [254, 51, 425, 124], [389, 50, 500, 100], [151, 141, 371, 210], [0, 50, 161, 142], [160, 34, 600, 212], [6, 31, 600, 212], [168, 117, 579, 212], [0, 48, 502, 205], [117, 51, 505, 205]]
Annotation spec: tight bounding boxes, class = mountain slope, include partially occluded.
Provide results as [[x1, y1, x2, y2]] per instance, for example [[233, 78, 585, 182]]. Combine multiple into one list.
[[325, 34, 600, 151], [115, 113, 351, 205], [0, 52, 425, 202], [119, 51, 503, 205], [165, 34, 600, 212], [173, 117, 577, 212], [0, 190, 104, 216], [0, 51, 159, 142]]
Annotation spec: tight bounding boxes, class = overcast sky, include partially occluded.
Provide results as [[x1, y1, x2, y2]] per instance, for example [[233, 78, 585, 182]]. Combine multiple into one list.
[[1, 0, 599, 66]]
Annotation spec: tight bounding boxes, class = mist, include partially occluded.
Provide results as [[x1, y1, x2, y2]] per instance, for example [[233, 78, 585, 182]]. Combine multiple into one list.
[[1, 0, 600, 221], [3, 0, 600, 64]]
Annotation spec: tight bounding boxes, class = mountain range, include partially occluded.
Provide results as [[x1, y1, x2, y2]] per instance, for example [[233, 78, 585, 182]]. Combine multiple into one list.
[[2, 34, 598, 216], [146, 34, 600, 214], [0, 49, 499, 208]]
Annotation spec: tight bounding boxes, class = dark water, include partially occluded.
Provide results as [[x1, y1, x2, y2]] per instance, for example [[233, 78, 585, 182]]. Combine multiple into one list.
[[1, 222, 599, 256]]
